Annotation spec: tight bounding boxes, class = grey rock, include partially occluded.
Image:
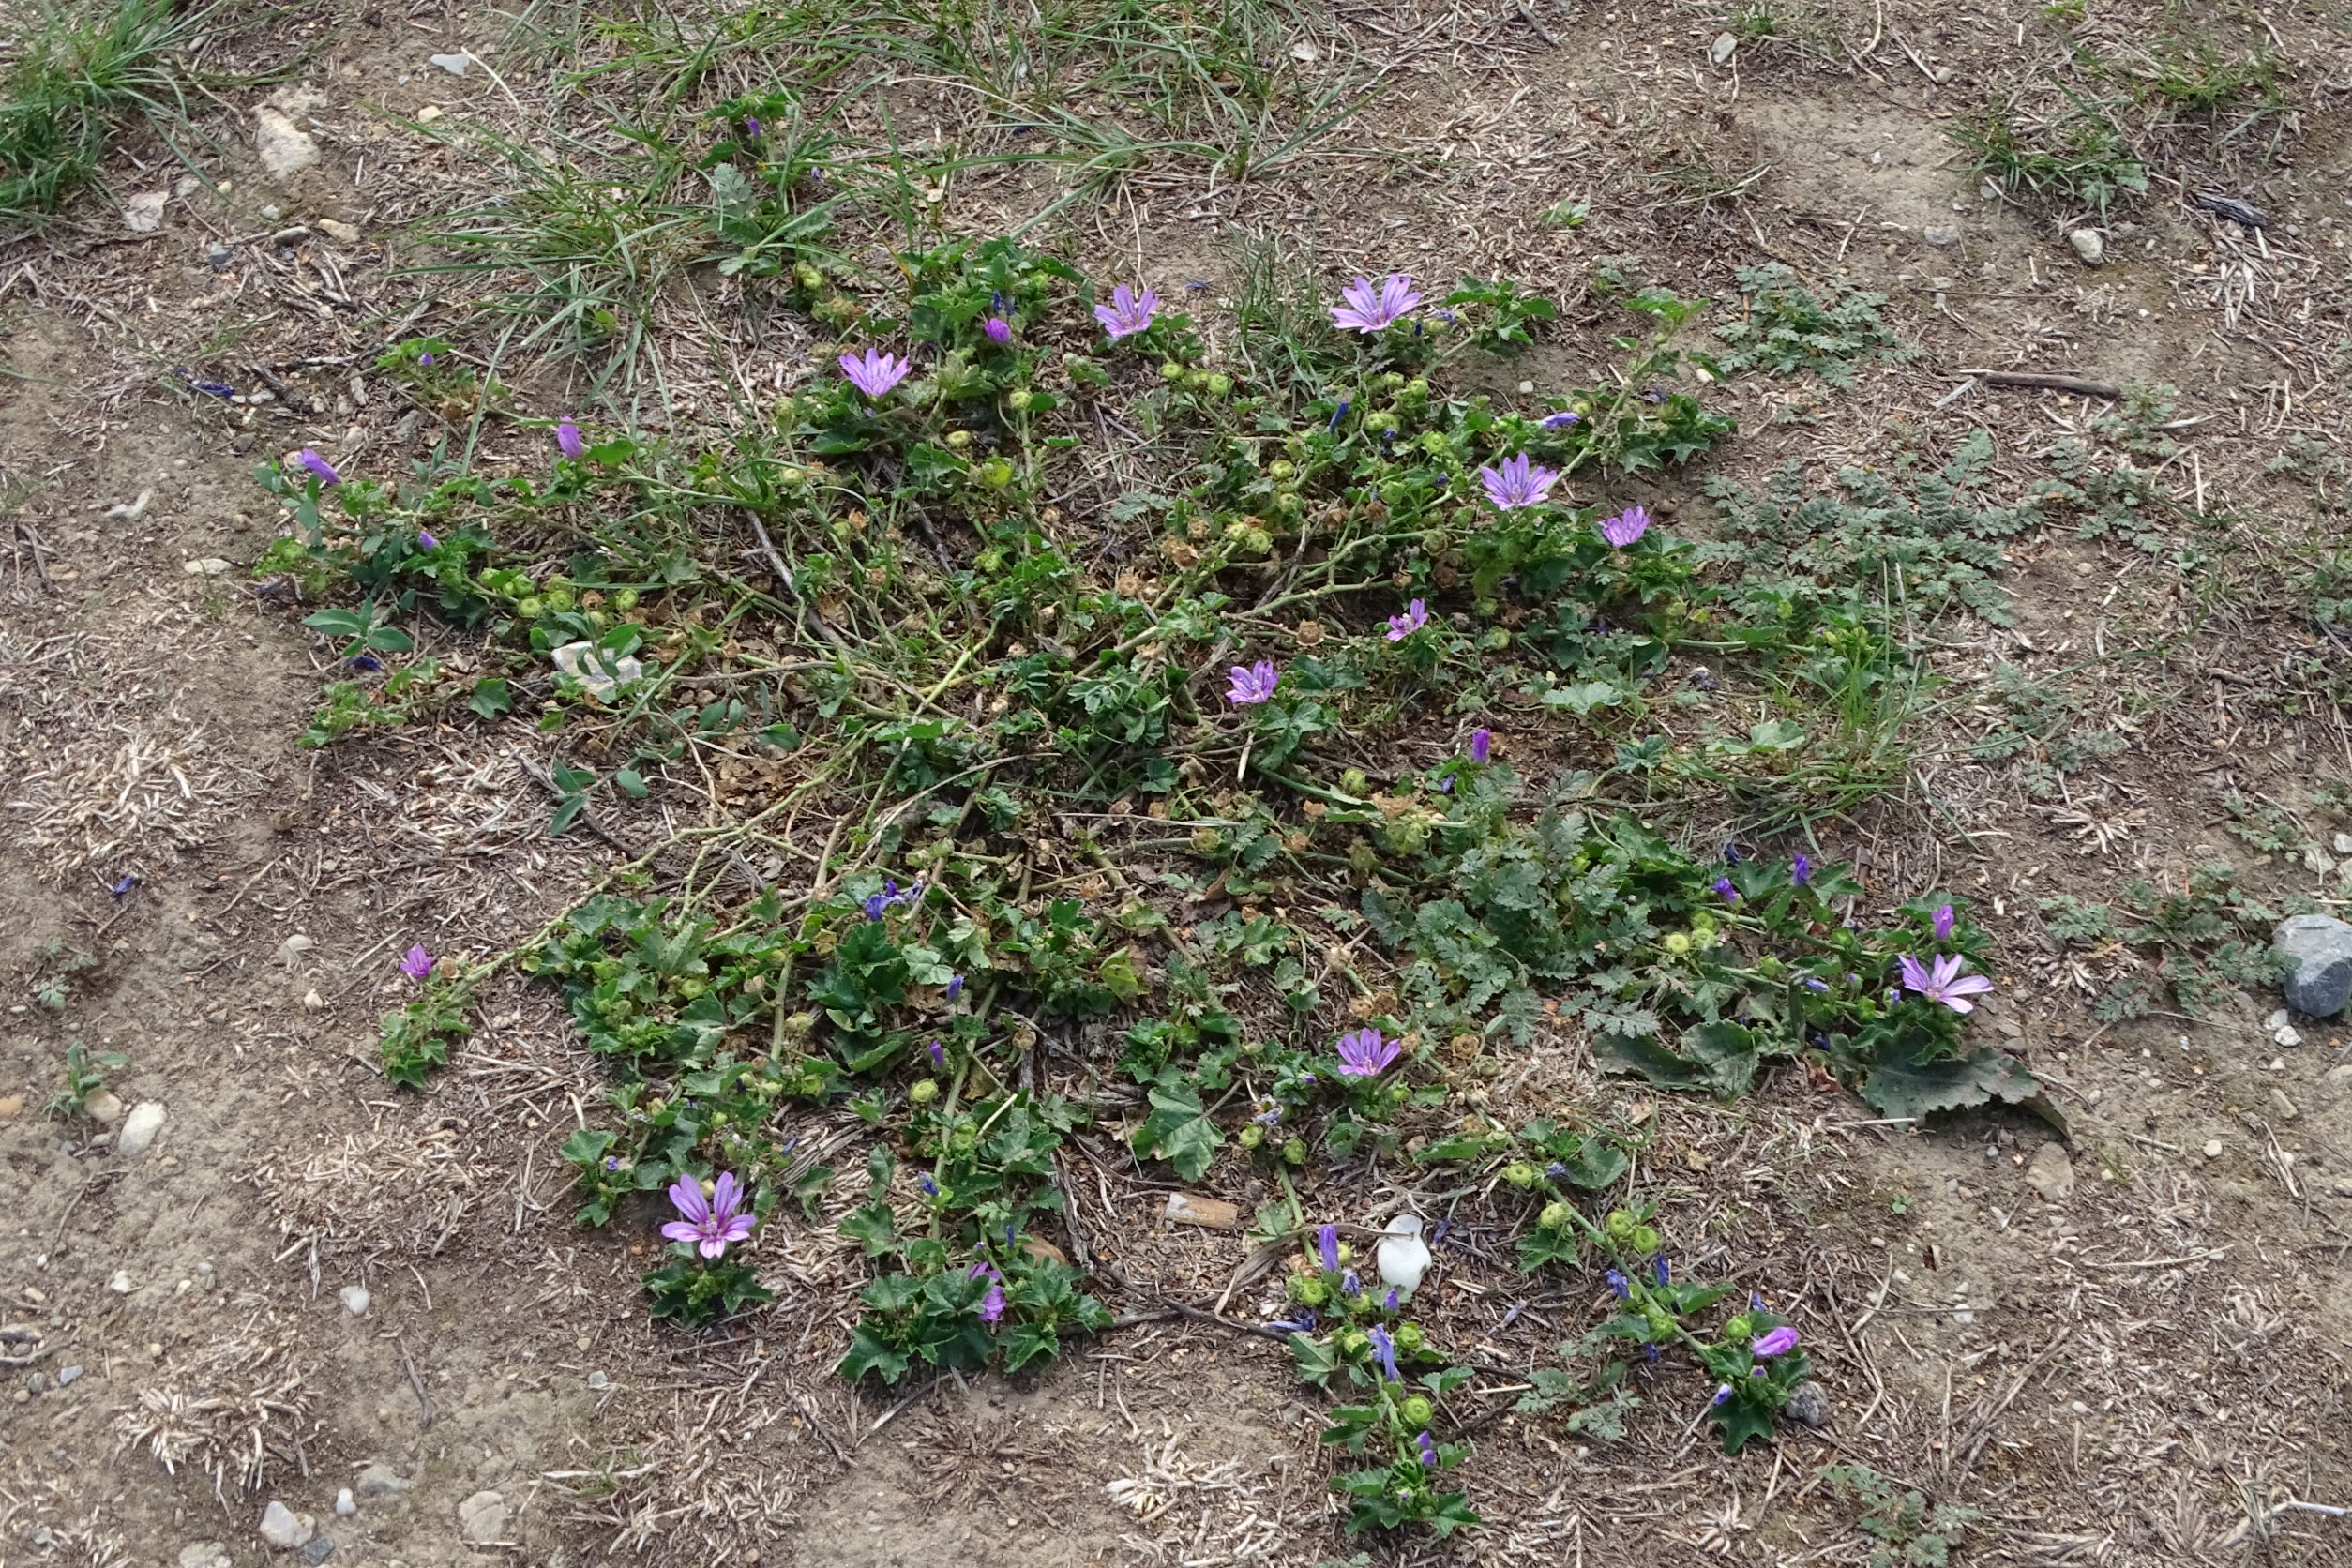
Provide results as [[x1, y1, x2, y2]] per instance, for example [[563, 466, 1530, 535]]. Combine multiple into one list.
[[429, 52, 473, 75], [1786, 1381, 1832, 1427], [355, 1464, 410, 1499], [56, 1364, 83, 1387], [254, 110, 319, 179], [301, 1537, 335, 1565], [2067, 228, 2104, 265], [2025, 1142, 2073, 1201], [1923, 224, 1962, 249], [181, 1545, 233, 1568], [259, 1500, 314, 1549], [205, 241, 234, 271], [458, 1490, 507, 1544], [1710, 32, 1736, 64], [117, 1101, 166, 1159], [2276, 914, 2352, 1017]]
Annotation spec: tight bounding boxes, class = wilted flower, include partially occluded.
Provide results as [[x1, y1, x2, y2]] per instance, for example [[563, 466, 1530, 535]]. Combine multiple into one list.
[[1385, 599, 1428, 641], [945, 973, 966, 1002], [838, 347, 912, 398], [927, 1039, 946, 1069], [1723, 843, 1741, 866], [1752, 1325, 1800, 1358], [295, 449, 339, 485], [1226, 660, 1279, 705], [983, 315, 1012, 344], [416, 529, 439, 550], [555, 419, 586, 459], [1416, 1430, 1439, 1467], [1328, 399, 1350, 430], [1539, 409, 1581, 429], [1598, 505, 1651, 549], [1652, 1254, 1669, 1287], [109, 873, 137, 898], [970, 1261, 1005, 1323], [1270, 1311, 1317, 1334], [1318, 1222, 1339, 1274], [1093, 283, 1159, 339], [398, 943, 433, 982], [1898, 954, 1993, 1013], [1477, 453, 1560, 511], [1932, 902, 1955, 942], [1605, 1268, 1630, 1301], [1335, 1027, 1400, 1078], [1366, 1323, 1400, 1380], [1469, 727, 1492, 764], [1330, 273, 1422, 334], [661, 1171, 757, 1259], [918, 1173, 940, 1197], [1712, 877, 1739, 901], [1792, 853, 1812, 885], [1341, 1269, 1362, 1297]]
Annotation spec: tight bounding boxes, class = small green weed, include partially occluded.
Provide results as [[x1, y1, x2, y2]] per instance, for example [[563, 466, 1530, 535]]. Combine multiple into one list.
[[29, 936, 98, 1012], [1712, 264, 1909, 388], [44, 1041, 128, 1119], [2039, 863, 2289, 1020], [1950, 92, 2148, 213], [1824, 1462, 1981, 1567], [0, 0, 204, 223]]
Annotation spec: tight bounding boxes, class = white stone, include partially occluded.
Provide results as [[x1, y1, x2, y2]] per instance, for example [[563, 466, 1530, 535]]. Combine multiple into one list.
[[458, 1490, 508, 1544], [254, 109, 319, 178], [335, 1488, 356, 1518], [430, 52, 472, 74], [339, 1284, 371, 1316], [109, 1270, 133, 1294], [1710, 31, 1737, 63], [117, 1101, 166, 1159], [2067, 228, 2104, 265], [317, 219, 360, 244], [183, 558, 234, 576], [258, 1500, 313, 1549], [2203, 1138, 2224, 1159], [180, 1545, 232, 1568], [123, 191, 168, 232]]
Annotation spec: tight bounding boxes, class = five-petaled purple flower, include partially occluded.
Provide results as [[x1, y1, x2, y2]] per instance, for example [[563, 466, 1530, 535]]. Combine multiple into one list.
[[1469, 727, 1492, 764], [1317, 1222, 1339, 1274], [662, 1171, 757, 1259], [1226, 660, 1279, 705], [1598, 505, 1651, 549], [556, 419, 585, 459], [398, 943, 433, 982], [983, 315, 1012, 344], [1093, 284, 1159, 339], [1366, 1323, 1400, 1381], [1385, 599, 1428, 641], [295, 450, 339, 485], [416, 529, 438, 550], [1477, 453, 1560, 511], [1899, 954, 1993, 1013], [970, 1261, 1005, 1324], [1416, 1430, 1439, 1468], [1330, 273, 1423, 334], [1335, 1027, 1400, 1078], [1752, 1325, 1800, 1358], [1932, 902, 1955, 942], [1539, 409, 1581, 429], [838, 347, 912, 399], [1712, 877, 1739, 902], [1792, 853, 1812, 886]]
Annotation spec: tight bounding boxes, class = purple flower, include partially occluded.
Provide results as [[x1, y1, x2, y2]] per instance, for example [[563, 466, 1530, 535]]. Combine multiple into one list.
[[1792, 853, 1812, 886], [1538, 409, 1580, 429], [295, 449, 339, 485], [555, 419, 585, 459], [1712, 877, 1738, 901], [398, 943, 433, 982], [945, 973, 966, 1002], [1341, 1269, 1362, 1297], [416, 529, 439, 550], [745, 115, 761, 138], [1898, 954, 1994, 1014], [1652, 1254, 1669, 1287], [1932, 902, 1955, 942], [416, 353, 434, 367], [927, 1039, 946, 1069], [1477, 453, 1560, 511], [864, 876, 920, 921], [1335, 1027, 1400, 1078], [1469, 727, 1491, 764], [1318, 1223, 1339, 1273], [1093, 283, 1159, 339], [1328, 399, 1350, 430], [1803, 976, 1831, 993], [1711, 1383, 1733, 1407], [1605, 1269, 1629, 1301], [1226, 660, 1279, 705], [110, 873, 137, 898], [661, 1171, 757, 1259], [1385, 599, 1428, 641], [1366, 1323, 1400, 1380], [1330, 273, 1423, 334], [970, 1262, 1005, 1324], [918, 1173, 939, 1197], [1597, 505, 1651, 549], [1416, 1430, 1439, 1468], [1752, 1325, 1800, 1358], [1383, 1288, 1399, 1312], [838, 347, 912, 398], [983, 315, 1012, 344]]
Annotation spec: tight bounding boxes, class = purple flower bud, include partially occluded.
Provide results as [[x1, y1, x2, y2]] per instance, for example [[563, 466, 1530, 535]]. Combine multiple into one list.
[[1933, 902, 1955, 942], [1752, 1325, 1800, 1358], [1792, 852, 1811, 885], [416, 529, 439, 550], [295, 449, 340, 485], [1341, 1269, 1361, 1297], [927, 1039, 946, 1069], [1468, 727, 1492, 764], [1317, 1223, 1339, 1273], [1383, 1288, 1399, 1312], [1711, 1383, 1732, 1407], [1416, 1430, 1439, 1467], [556, 419, 586, 459], [983, 315, 1012, 344], [918, 1173, 939, 1197], [1712, 877, 1738, 901], [945, 973, 966, 1001]]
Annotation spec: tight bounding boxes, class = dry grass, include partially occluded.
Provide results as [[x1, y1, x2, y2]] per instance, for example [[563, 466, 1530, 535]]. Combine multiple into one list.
[[110, 1316, 320, 1499]]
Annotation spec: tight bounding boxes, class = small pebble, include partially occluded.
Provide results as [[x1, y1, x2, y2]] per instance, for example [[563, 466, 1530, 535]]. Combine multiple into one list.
[[429, 52, 472, 74], [2203, 1138, 2224, 1159], [335, 1488, 355, 1518], [339, 1285, 370, 1316], [109, 1270, 133, 1294], [2067, 228, 2104, 265], [57, 1365, 83, 1387], [258, 1500, 312, 1549]]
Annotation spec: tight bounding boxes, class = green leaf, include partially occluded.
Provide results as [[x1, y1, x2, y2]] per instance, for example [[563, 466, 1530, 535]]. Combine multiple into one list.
[[550, 793, 590, 837], [838, 1323, 911, 1383], [838, 1201, 898, 1256], [1859, 1047, 2040, 1120], [613, 767, 649, 800], [466, 678, 514, 719]]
